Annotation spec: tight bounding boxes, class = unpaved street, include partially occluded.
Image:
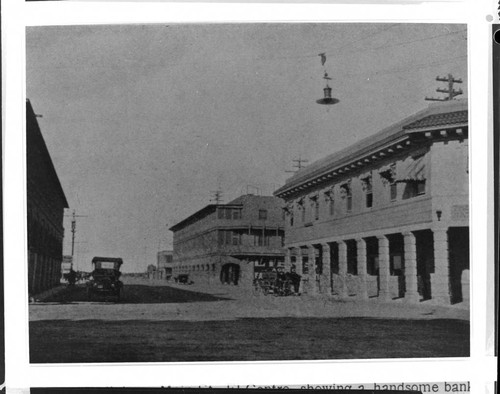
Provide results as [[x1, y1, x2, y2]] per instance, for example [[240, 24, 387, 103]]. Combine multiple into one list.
[[29, 276, 470, 363]]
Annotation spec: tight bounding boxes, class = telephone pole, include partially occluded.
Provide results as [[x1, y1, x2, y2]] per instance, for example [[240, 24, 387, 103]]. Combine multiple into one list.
[[64, 209, 88, 262], [425, 74, 463, 102], [210, 189, 224, 204], [286, 156, 309, 174]]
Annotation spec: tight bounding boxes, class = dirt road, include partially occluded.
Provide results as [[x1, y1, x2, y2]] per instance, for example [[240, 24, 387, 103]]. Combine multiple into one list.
[[29, 277, 470, 363]]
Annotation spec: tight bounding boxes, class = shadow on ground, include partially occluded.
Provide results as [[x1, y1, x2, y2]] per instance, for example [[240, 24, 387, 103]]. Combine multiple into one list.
[[38, 284, 232, 304], [29, 317, 470, 363]]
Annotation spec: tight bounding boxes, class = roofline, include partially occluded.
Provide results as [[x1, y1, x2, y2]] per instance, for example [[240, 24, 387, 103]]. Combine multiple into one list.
[[26, 99, 69, 208], [91, 257, 123, 263], [275, 100, 468, 197], [169, 203, 243, 232]]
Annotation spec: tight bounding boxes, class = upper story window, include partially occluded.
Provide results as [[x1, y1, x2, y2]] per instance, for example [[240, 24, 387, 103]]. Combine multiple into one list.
[[233, 209, 242, 220], [340, 182, 352, 213], [218, 230, 241, 246], [380, 163, 398, 201], [324, 188, 334, 216], [296, 197, 305, 222], [232, 231, 242, 245], [254, 232, 270, 246], [309, 194, 319, 220], [360, 173, 373, 208], [397, 153, 428, 200], [218, 207, 242, 220], [258, 209, 268, 220]]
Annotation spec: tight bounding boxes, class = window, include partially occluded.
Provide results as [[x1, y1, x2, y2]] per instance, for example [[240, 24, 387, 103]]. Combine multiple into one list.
[[290, 212, 294, 227], [232, 231, 241, 245], [390, 182, 397, 201], [259, 209, 267, 220], [302, 256, 309, 274], [225, 230, 232, 245], [218, 230, 238, 245], [361, 175, 373, 208], [232, 209, 242, 220], [403, 181, 426, 199], [225, 208, 232, 220], [314, 201, 319, 220], [218, 208, 225, 219], [341, 182, 352, 213], [417, 181, 426, 195], [301, 206, 306, 222], [254, 233, 269, 246], [329, 199, 335, 216], [365, 181, 373, 208]]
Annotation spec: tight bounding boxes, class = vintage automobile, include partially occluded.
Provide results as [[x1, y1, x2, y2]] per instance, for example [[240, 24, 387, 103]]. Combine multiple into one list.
[[174, 274, 193, 284], [87, 257, 123, 301]]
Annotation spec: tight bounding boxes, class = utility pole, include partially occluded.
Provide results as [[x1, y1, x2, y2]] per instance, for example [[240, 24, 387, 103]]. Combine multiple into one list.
[[425, 74, 463, 101], [65, 210, 88, 268], [210, 189, 223, 204], [286, 156, 309, 174]]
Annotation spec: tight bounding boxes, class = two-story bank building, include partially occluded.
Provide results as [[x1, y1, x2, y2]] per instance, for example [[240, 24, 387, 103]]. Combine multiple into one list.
[[169, 194, 285, 289], [274, 99, 469, 305]]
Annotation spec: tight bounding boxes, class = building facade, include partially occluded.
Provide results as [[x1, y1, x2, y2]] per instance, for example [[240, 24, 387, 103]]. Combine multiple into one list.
[[169, 194, 285, 288], [27, 99, 69, 295], [274, 100, 469, 305], [157, 250, 174, 280]]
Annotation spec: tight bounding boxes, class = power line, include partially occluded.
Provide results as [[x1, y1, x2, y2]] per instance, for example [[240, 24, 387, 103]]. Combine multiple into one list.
[[425, 73, 463, 101], [210, 189, 224, 204], [64, 209, 88, 258], [286, 156, 309, 174], [27, 27, 465, 73], [339, 55, 467, 79]]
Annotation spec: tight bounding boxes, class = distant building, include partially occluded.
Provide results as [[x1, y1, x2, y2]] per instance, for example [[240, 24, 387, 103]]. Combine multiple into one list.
[[157, 250, 174, 280], [61, 255, 73, 281], [274, 99, 469, 304], [169, 194, 285, 288], [27, 99, 69, 295]]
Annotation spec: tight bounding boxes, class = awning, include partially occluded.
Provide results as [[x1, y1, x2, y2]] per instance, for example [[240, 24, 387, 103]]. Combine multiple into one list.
[[395, 154, 427, 183]]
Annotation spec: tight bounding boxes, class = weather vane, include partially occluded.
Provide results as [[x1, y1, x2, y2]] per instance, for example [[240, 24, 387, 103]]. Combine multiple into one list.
[[316, 53, 340, 106]]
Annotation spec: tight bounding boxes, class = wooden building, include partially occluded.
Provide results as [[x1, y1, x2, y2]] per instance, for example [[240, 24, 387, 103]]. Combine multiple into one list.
[[27, 99, 69, 295], [169, 194, 285, 288]]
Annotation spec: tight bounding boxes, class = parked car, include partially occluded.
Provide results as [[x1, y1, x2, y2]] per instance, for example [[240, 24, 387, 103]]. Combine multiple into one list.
[[174, 274, 193, 284], [87, 257, 123, 301]]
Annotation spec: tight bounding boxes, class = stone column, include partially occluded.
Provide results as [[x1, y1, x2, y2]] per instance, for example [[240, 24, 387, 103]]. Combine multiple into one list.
[[377, 235, 391, 301], [321, 243, 332, 295], [338, 241, 348, 298], [284, 248, 292, 272], [356, 238, 368, 300], [403, 231, 420, 303], [295, 248, 303, 276], [308, 245, 318, 295], [431, 228, 451, 304]]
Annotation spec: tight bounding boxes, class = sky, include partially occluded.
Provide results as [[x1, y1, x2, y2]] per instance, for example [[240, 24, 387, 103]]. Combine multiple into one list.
[[26, 23, 467, 273]]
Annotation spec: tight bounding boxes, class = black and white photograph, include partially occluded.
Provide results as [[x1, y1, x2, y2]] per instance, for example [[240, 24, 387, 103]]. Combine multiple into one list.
[[26, 23, 470, 364]]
